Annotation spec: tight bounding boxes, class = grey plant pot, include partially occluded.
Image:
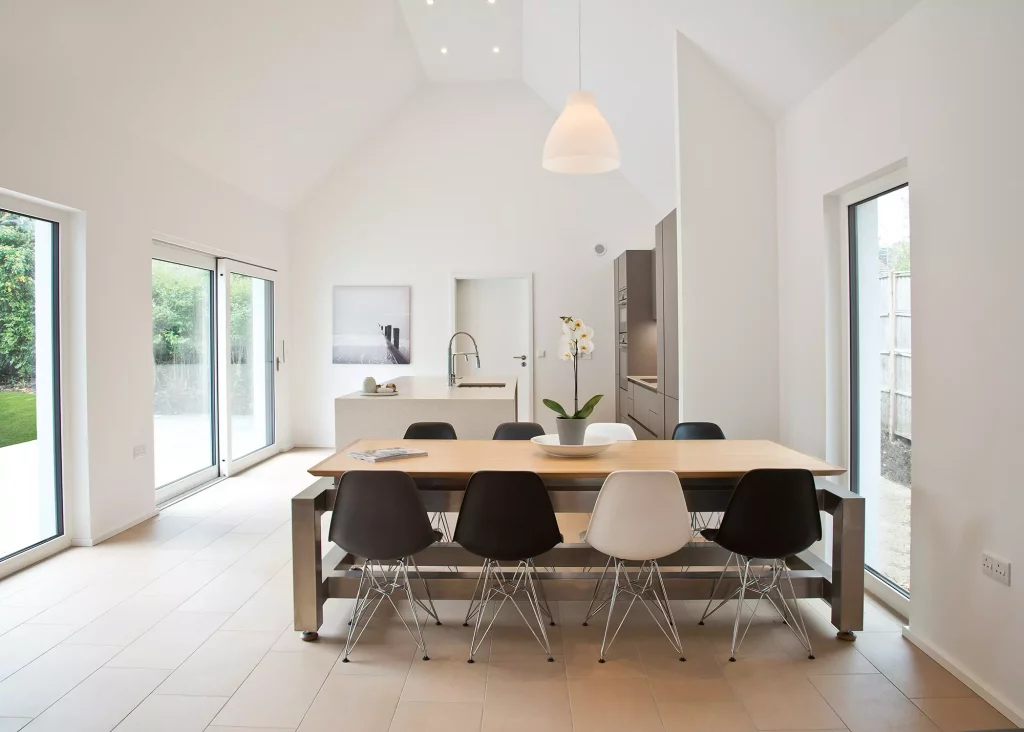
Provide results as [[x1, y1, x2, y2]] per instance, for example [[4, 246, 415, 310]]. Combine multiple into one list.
[[555, 417, 589, 446]]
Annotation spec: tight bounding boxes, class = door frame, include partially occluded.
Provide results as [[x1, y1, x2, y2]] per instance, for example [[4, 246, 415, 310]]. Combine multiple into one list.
[[151, 242, 222, 502], [838, 166, 911, 618], [449, 272, 534, 421], [217, 258, 279, 476], [0, 193, 71, 576]]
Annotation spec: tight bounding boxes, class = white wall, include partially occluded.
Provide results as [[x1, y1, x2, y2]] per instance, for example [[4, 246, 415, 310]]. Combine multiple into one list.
[[676, 32, 779, 439], [290, 83, 657, 446], [0, 103, 291, 545], [777, 0, 1024, 720]]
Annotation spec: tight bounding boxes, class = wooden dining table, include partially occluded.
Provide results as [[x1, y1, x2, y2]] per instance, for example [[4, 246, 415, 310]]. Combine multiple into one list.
[[292, 438, 862, 641]]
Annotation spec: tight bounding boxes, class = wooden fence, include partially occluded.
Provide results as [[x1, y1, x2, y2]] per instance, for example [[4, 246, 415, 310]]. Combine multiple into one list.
[[880, 271, 911, 440]]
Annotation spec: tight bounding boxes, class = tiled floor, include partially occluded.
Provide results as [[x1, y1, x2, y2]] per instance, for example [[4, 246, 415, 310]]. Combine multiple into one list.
[[0, 449, 1016, 732]]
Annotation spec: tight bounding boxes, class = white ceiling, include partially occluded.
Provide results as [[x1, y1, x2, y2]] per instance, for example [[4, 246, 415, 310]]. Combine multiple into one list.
[[1, 0, 917, 212], [398, 0, 523, 81]]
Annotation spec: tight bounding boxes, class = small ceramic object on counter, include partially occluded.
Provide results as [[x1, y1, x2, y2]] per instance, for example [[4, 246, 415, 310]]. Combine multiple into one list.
[[361, 376, 378, 394]]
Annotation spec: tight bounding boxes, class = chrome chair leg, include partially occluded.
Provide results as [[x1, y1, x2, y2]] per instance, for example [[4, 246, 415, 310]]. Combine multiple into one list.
[[583, 555, 613, 626], [529, 559, 556, 626], [597, 559, 685, 663], [342, 558, 433, 663], [467, 559, 554, 663], [699, 552, 741, 624], [724, 557, 815, 662]]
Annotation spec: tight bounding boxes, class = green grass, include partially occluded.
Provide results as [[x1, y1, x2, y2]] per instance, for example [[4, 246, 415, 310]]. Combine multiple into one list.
[[0, 392, 37, 448]]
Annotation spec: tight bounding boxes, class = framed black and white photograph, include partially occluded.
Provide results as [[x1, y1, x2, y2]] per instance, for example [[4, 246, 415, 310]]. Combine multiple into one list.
[[332, 286, 411, 364]]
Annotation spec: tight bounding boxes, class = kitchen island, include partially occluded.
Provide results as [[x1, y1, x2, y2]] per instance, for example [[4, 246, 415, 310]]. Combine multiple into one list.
[[333, 375, 518, 449]]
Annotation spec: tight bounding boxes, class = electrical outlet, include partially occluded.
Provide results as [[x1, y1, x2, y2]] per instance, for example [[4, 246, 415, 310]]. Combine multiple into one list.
[[982, 552, 1011, 586], [133, 444, 147, 460]]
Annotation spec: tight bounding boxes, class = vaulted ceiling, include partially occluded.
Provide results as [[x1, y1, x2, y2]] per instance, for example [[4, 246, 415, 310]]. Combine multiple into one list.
[[1, 0, 917, 212]]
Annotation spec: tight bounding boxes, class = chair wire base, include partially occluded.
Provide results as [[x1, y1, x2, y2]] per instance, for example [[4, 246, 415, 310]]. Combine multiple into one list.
[[591, 559, 685, 663], [429, 513, 458, 572], [465, 559, 555, 663], [698, 554, 815, 661], [690, 511, 722, 537], [343, 557, 440, 663]]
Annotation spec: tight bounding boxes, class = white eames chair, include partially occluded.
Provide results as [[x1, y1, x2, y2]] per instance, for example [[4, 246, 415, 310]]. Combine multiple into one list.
[[584, 422, 637, 441], [583, 470, 690, 662]]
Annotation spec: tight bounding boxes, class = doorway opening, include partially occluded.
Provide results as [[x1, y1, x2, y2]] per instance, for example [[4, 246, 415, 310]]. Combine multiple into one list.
[[452, 275, 533, 421], [0, 204, 63, 564], [848, 179, 911, 598]]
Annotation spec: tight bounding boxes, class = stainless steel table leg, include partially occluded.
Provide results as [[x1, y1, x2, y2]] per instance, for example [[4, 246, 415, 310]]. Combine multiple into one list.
[[829, 488, 865, 639], [292, 479, 331, 639]]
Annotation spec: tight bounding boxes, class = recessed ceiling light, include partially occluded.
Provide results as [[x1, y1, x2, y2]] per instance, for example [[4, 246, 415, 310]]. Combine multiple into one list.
[[426, 0, 434, 4], [440, 47, 448, 54], [492, 46, 500, 53], [488, 0, 496, 4]]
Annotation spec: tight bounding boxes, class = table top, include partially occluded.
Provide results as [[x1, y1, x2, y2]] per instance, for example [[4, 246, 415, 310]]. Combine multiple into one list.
[[308, 439, 845, 479]]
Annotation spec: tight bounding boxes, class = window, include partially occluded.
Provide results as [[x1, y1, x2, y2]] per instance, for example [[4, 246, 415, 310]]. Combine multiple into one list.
[[0, 206, 63, 562], [849, 181, 911, 595], [152, 248, 219, 499]]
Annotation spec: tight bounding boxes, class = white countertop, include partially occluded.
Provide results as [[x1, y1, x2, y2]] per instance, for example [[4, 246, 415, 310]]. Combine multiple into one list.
[[339, 375, 517, 401], [628, 375, 659, 392]]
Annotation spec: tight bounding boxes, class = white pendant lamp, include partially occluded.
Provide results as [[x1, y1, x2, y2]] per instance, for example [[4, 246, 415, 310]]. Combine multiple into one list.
[[542, 0, 620, 174]]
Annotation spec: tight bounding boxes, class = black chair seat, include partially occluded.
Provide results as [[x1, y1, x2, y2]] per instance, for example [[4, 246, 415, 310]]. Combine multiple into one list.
[[712, 469, 821, 559], [454, 471, 562, 562], [329, 471, 442, 560], [700, 528, 718, 542], [404, 422, 457, 439], [492, 422, 545, 440]]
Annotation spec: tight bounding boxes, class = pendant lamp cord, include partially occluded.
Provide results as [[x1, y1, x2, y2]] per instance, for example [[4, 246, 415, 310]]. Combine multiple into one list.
[[577, 0, 582, 90]]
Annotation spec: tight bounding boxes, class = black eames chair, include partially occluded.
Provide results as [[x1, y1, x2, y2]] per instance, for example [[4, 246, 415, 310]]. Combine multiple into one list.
[[453, 471, 563, 663], [672, 421, 736, 535], [404, 422, 458, 439], [492, 422, 546, 440], [698, 469, 822, 661], [328, 471, 442, 663], [403, 422, 458, 540]]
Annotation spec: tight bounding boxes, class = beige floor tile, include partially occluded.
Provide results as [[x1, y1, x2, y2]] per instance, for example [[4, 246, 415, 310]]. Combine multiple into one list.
[[212, 650, 336, 728], [297, 674, 405, 731], [401, 658, 489, 703], [106, 610, 229, 669], [155, 629, 280, 696], [22, 574, 152, 629], [730, 673, 845, 730], [158, 520, 236, 552], [206, 728, 293, 732], [482, 699, 573, 732], [175, 568, 273, 614], [388, 701, 483, 732], [0, 624, 76, 683], [113, 694, 226, 731], [913, 697, 1014, 732], [20, 667, 167, 732], [230, 513, 289, 536], [658, 700, 758, 731], [485, 659, 569, 706], [0, 643, 120, 717], [219, 562, 293, 632], [0, 719, 30, 731], [562, 632, 648, 678], [191, 531, 266, 563], [0, 606, 43, 637], [649, 675, 738, 703], [852, 633, 975, 699], [64, 593, 183, 646], [135, 559, 230, 599], [809, 673, 939, 732], [567, 677, 664, 732]]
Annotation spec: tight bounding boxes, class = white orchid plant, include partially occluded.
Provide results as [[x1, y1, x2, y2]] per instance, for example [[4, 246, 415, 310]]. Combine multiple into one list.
[[543, 316, 603, 420]]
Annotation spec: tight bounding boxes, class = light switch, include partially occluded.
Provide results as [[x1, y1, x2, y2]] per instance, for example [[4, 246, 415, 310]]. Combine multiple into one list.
[[536, 349, 546, 358]]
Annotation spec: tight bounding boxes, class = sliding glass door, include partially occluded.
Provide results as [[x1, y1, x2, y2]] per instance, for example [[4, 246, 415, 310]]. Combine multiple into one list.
[[849, 181, 911, 596], [0, 205, 62, 563], [218, 260, 276, 474], [152, 248, 277, 499], [152, 245, 219, 500]]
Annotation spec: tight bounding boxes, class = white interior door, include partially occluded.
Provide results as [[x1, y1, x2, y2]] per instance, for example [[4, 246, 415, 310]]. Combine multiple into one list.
[[217, 259, 278, 475], [453, 275, 533, 421]]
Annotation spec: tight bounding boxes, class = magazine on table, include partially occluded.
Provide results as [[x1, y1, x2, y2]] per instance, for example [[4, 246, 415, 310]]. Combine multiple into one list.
[[348, 447, 428, 463]]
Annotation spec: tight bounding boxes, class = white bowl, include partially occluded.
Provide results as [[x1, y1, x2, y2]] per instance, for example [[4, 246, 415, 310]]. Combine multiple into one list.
[[530, 434, 615, 458]]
